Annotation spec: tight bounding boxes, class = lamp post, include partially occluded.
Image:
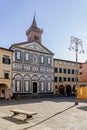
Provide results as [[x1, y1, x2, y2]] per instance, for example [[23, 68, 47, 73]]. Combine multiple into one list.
[[68, 36, 84, 105]]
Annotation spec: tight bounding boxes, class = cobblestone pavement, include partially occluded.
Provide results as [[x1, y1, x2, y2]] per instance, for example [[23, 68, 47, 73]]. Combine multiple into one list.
[[0, 97, 87, 130]]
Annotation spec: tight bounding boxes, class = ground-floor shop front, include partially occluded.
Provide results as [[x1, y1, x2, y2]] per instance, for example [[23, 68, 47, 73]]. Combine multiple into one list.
[[54, 82, 76, 96], [54, 81, 87, 96]]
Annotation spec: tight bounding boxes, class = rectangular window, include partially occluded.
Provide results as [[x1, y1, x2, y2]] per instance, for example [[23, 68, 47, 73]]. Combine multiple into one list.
[[72, 69, 74, 74], [2, 57, 10, 64], [24, 81, 29, 91], [47, 82, 51, 91], [59, 68, 62, 73], [47, 57, 51, 64], [41, 56, 44, 63], [68, 77, 70, 81], [72, 63, 75, 66], [68, 63, 70, 66], [16, 80, 21, 92], [54, 77, 57, 82], [64, 62, 66, 65], [55, 61, 58, 64], [63, 77, 66, 81], [64, 68, 66, 73], [68, 69, 70, 74], [72, 78, 74, 82], [4, 73, 9, 79], [41, 82, 44, 91], [34, 35, 39, 41], [17, 51, 21, 60], [54, 68, 57, 73], [59, 61, 62, 64], [25, 53, 29, 61], [59, 77, 62, 82]]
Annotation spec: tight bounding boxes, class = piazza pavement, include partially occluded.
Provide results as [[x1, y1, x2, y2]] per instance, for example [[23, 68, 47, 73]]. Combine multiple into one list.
[[0, 96, 87, 130]]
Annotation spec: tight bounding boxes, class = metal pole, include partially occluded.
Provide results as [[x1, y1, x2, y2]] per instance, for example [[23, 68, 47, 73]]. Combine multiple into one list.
[[75, 40, 79, 105], [69, 36, 84, 105]]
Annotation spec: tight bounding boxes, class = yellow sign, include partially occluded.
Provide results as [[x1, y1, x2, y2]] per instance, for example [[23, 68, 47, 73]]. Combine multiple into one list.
[[77, 87, 87, 99]]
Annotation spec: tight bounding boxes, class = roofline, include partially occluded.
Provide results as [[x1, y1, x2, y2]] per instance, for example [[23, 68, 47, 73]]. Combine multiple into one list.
[[81, 61, 87, 64], [9, 41, 31, 49], [9, 41, 54, 55], [53, 58, 82, 64], [12, 46, 53, 55], [0, 47, 13, 52]]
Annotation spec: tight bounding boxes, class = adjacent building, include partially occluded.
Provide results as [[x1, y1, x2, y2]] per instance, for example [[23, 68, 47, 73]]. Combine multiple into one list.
[[10, 16, 54, 98], [79, 61, 87, 86], [53, 58, 80, 96], [0, 47, 13, 99]]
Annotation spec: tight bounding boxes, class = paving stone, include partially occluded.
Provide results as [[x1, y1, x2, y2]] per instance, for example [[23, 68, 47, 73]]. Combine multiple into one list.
[[0, 97, 87, 130]]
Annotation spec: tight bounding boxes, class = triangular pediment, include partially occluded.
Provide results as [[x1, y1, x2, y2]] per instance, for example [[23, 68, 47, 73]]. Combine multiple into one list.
[[24, 42, 44, 51], [14, 42, 53, 54]]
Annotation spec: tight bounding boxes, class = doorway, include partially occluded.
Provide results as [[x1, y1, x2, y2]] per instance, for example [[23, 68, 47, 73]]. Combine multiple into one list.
[[0, 84, 8, 99], [66, 85, 71, 96], [33, 82, 37, 93], [59, 85, 64, 95]]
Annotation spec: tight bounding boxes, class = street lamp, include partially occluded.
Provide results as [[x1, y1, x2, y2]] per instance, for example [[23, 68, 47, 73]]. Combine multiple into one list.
[[68, 36, 84, 105]]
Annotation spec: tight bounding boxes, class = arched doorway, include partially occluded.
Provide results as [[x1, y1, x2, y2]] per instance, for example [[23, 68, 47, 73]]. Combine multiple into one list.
[[0, 84, 8, 99], [66, 85, 71, 96], [59, 85, 64, 95]]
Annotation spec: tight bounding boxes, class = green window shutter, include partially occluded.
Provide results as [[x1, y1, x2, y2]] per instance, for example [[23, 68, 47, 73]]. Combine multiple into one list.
[[4, 73, 9, 79]]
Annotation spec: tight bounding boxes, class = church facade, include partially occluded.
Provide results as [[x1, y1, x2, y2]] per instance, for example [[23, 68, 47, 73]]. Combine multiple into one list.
[[10, 16, 54, 97]]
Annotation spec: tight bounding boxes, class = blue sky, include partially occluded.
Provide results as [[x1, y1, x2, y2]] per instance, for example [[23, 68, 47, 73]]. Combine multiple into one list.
[[0, 0, 87, 62]]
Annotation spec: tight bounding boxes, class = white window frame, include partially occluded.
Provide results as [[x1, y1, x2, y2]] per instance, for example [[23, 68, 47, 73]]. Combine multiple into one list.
[[25, 53, 29, 61], [47, 82, 51, 91], [17, 51, 21, 60], [48, 57, 51, 64], [59, 61, 62, 64], [16, 80, 21, 92], [24, 80, 29, 91], [41, 56, 44, 63], [41, 82, 44, 91], [55, 61, 58, 64]]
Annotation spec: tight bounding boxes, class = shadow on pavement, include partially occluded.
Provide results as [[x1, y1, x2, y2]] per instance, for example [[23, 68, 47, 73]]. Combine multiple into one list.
[[2, 116, 28, 124], [77, 105, 87, 111], [1, 96, 87, 107], [22, 105, 75, 130], [0, 96, 76, 106]]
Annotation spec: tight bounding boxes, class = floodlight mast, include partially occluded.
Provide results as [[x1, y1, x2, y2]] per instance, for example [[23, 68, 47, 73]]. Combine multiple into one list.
[[68, 36, 84, 105]]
